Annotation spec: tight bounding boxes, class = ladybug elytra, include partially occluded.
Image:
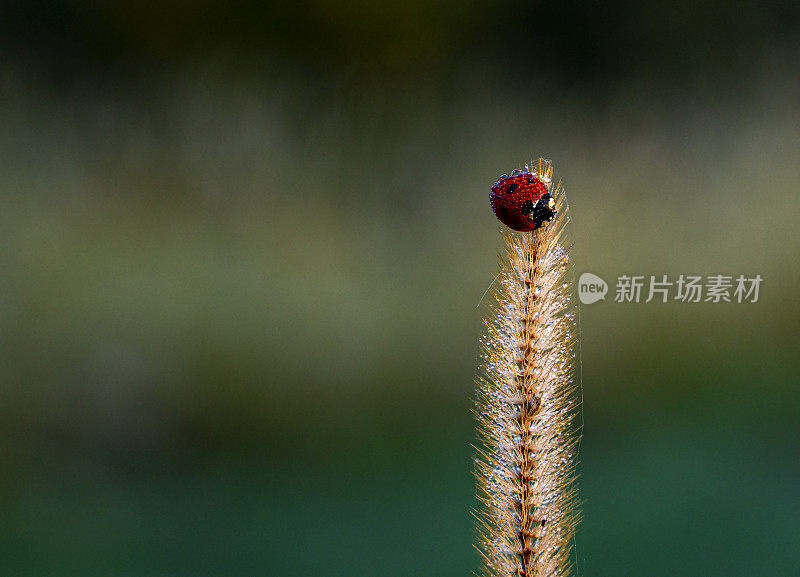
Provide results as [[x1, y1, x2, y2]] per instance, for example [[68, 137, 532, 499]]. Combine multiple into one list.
[[490, 169, 556, 232]]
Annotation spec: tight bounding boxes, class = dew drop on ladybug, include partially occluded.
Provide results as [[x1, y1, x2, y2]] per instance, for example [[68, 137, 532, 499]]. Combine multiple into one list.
[[489, 171, 556, 232]]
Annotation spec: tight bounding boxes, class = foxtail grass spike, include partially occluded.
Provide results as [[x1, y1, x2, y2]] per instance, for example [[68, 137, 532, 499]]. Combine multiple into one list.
[[475, 157, 581, 577]]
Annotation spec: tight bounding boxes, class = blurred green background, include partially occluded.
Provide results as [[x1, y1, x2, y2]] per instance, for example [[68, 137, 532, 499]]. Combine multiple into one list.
[[1, 2, 799, 575]]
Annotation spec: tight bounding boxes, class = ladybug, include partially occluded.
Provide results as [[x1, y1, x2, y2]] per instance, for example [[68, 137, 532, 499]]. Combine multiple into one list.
[[490, 169, 556, 231]]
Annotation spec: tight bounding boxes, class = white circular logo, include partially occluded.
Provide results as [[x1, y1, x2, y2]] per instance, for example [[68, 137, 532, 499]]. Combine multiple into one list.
[[578, 273, 608, 304]]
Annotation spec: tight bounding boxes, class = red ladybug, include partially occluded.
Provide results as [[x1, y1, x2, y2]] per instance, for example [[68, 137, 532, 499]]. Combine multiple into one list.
[[490, 170, 556, 231]]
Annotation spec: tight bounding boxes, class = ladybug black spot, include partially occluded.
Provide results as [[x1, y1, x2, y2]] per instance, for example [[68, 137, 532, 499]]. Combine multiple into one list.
[[521, 199, 534, 214], [499, 206, 509, 219], [506, 183, 517, 194]]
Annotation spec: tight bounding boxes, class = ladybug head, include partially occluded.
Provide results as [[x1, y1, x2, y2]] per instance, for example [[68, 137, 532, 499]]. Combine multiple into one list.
[[489, 170, 556, 232]]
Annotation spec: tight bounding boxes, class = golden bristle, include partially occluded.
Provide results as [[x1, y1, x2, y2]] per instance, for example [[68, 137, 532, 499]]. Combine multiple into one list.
[[475, 158, 581, 577]]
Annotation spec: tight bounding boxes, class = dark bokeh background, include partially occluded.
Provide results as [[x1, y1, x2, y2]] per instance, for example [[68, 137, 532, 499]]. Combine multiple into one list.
[[1, 2, 799, 575]]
